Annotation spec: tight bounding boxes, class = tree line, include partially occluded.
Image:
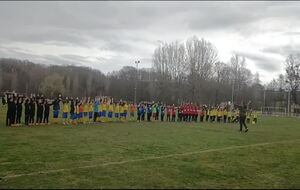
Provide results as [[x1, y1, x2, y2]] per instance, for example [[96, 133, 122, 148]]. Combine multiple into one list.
[[0, 36, 299, 109]]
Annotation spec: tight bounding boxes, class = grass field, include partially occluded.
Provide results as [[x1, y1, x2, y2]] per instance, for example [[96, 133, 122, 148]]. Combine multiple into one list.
[[0, 106, 299, 189]]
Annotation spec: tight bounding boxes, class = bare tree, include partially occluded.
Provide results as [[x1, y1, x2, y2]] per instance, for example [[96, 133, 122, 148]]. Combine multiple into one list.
[[285, 54, 300, 104], [186, 36, 218, 101], [230, 54, 254, 103]]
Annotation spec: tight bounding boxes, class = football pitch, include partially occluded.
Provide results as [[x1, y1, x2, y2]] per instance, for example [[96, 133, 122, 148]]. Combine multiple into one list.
[[0, 109, 299, 188]]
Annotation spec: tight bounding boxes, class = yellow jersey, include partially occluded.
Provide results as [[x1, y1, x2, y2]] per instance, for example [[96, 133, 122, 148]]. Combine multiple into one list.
[[246, 112, 251, 119], [124, 104, 128, 112], [114, 105, 120, 113], [83, 104, 89, 113], [235, 110, 239, 116], [253, 111, 258, 118], [108, 104, 114, 112], [63, 102, 69, 113], [76, 105, 80, 114], [99, 103, 104, 112], [103, 103, 108, 111], [223, 110, 228, 116], [213, 109, 217, 116], [88, 103, 93, 112], [218, 110, 223, 117], [228, 111, 232, 117], [120, 105, 124, 113]]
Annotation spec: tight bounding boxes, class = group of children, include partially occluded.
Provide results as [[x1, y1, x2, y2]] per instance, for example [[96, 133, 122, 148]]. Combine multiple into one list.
[[3, 92, 54, 126], [2, 91, 258, 127], [136, 102, 258, 124], [2, 92, 135, 126]]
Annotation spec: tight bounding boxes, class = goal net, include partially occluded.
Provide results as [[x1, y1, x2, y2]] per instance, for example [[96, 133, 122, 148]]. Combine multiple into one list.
[[261, 107, 287, 117]]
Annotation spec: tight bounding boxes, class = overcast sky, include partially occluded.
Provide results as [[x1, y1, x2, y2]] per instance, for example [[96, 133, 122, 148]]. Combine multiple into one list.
[[1, 1, 300, 84]]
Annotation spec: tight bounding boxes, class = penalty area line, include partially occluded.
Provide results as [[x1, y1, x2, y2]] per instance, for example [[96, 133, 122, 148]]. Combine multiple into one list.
[[1, 139, 299, 180]]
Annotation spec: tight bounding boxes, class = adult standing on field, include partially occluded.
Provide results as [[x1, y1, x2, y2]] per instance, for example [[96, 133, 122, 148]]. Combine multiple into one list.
[[235, 101, 249, 132]]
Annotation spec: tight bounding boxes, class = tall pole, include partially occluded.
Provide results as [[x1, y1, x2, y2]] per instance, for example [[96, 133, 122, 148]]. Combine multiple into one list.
[[263, 89, 266, 107], [231, 80, 234, 105], [134, 60, 140, 105], [288, 90, 291, 116]]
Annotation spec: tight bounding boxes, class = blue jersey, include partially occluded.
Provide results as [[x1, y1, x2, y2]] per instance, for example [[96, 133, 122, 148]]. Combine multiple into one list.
[[53, 98, 60, 111], [147, 106, 152, 113], [94, 100, 99, 112], [141, 106, 145, 114]]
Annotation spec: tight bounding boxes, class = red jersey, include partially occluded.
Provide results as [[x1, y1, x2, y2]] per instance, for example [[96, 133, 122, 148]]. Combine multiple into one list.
[[187, 105, 191, 115], [167, 106, 171, 115], [171, 106, 176, 116], [199, 109, 204, 116]]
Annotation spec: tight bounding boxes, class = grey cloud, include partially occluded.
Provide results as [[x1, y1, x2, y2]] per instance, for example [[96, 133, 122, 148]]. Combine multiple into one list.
[[233, 51, 282, 72], [1, 1, 300, 82], [262, 44, 300, 57]]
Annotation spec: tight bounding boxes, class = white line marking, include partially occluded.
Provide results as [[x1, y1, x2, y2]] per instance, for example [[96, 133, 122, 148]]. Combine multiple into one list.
[[1, 139, 299, 180]]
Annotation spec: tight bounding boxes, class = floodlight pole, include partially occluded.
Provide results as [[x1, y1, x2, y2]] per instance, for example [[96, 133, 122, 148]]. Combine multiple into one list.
[[134, 60, 140, 105]]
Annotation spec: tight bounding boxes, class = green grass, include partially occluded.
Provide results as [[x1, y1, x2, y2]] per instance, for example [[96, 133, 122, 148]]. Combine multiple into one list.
[[0, 105, 299, 189]]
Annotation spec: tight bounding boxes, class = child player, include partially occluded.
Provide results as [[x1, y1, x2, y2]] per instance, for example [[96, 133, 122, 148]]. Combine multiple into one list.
[[124, 101, 128, 121], [102, 98, 108, 122], [62, 97, 69, 125], [93, 97, 99, 123], [130, 103, 135, 121], [246, 111, 251, 124], [24, 97, 30, 126], [252, 110, 258, 124], [99, 98, 103, 122], [69, 97, 76, 125], [223, 108, 228, 123], [114, 102, 120, 121], [83, 98, 89, 124], [108, 101, 114, 122], [78, 99, 84, 124], [16, 95, 24, 126], [88, 99, 94, 124], [52, 94, 62, 124], [75, 97, 80, 124], [119, 101, 125, 122], [43, 98, 52, 125], [29, 95, 36, 126]]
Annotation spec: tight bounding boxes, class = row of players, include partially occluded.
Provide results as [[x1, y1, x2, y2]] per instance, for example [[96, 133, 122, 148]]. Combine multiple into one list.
[[2, 92, 258, 126], [136, 103, 258, 124]]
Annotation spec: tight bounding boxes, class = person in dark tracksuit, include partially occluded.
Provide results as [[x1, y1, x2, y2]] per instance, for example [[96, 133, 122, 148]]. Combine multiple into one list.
[[4, 93, 10, 126], [93, 98, 99, 123], [6, 93, 15, 126], [29, 97, 36, 125], [160, 105, 165, 121], [10, 97, 17, 126], [69, 97, 76, 124], [24, 98, 30, 126], [147, 104, 152, 122], [235, 102, 248, 132], [36, 95, 44, 125], [141, 104, 145, 121], [16, 96, 24, 126], [43, 99, 51, 124], [137, 104, 141, 122]]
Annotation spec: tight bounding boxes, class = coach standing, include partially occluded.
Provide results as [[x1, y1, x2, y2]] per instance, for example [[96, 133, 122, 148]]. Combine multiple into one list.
[[235, 101, 249, 133]]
